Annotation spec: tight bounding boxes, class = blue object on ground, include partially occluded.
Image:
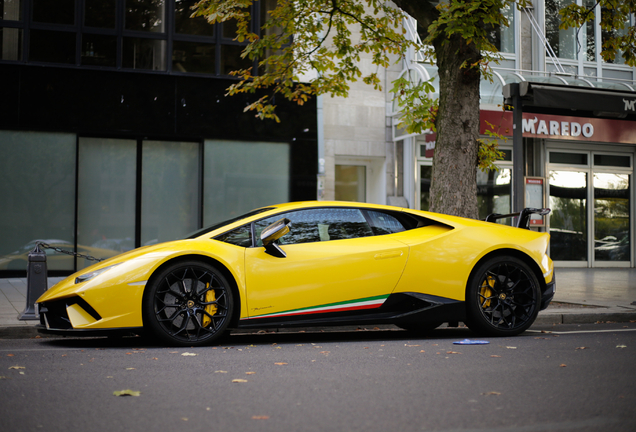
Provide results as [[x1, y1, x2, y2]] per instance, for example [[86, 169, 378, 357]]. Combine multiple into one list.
[[453, 339, 490, 345]]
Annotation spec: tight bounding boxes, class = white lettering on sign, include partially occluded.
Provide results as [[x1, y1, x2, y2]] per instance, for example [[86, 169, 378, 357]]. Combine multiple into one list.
[[522, 116, 594, 139], [625, 98, 636, 112]]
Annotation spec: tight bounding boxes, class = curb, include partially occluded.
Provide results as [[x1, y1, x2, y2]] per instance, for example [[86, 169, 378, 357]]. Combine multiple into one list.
[[2, 312, 636, 340]]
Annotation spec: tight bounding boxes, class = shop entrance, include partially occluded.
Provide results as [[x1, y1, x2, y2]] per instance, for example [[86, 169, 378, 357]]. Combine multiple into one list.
[[548, 150, 632, 267]]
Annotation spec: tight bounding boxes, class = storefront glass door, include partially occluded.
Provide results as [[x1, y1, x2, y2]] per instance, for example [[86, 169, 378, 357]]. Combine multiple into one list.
[[548, 150, 632, 267]]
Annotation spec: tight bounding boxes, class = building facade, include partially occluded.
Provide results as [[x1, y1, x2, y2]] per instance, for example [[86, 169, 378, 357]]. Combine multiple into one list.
[[0, 0, 317, 275], [320, 2, 636, 269]]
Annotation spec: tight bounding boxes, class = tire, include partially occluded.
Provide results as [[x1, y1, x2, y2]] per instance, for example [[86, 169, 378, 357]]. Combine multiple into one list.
[[465, 256, 541, 337], [143, 261, 233, 347]]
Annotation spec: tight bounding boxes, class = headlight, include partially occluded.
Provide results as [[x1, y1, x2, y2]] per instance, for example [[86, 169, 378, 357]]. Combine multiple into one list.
[[75, 263, 121, 284]]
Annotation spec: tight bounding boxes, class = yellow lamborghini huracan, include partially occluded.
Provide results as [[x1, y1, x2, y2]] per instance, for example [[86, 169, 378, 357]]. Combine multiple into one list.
[[36, 201, 555, 346]]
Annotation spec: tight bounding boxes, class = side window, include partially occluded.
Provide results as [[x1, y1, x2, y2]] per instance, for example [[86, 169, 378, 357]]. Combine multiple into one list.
[[254, 208, 374, 246], [365, 210, 406, 235], [215, 224, 252, 247]]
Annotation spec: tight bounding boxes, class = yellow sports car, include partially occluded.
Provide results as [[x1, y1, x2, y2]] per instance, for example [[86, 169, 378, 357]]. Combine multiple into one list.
[[36, 201, 555, 346]]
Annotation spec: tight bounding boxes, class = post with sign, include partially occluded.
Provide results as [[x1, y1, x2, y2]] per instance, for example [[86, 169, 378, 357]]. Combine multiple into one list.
[[525, 177, 546, 227]]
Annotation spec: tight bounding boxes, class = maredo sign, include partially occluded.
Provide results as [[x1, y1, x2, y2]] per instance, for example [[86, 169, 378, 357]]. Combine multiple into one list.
[[422, 110, 635, 157], [480, 110, 636, 144]]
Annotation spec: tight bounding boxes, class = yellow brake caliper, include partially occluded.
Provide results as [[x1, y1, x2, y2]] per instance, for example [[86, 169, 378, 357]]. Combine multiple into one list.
[[480, 276, 495, 308], [202, 284, 218, 327]]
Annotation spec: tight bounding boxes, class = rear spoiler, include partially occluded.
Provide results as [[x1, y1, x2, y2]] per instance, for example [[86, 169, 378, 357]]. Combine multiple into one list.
[[485, 208, 551, 229]]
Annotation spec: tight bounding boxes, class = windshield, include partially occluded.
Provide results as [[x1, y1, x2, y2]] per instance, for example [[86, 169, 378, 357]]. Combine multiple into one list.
[[185, 208, 274, 239]]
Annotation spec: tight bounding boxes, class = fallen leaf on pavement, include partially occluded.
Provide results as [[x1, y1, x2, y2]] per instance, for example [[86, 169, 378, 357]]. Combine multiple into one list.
[[575, 347, 588, 350], [214, 370, 228, 373], [274, 362, 288, 365], [8, 366, 25, 370], [252, 416, 270, 420], [616, 345, 627, 349], [246, 372, 256, 375], [481, 391, 501, 396], [491, 355, 502, 358], [232, 379, 248, 383], [560, 364, 567, 367], [446, 351, 461, 355], [506, 346, 517, 349], [113, 389, 141, 397], [182, 352, 197, 356]]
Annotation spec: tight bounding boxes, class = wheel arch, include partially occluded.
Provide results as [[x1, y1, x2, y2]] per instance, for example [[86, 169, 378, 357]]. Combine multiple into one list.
[[466, 248, 546, 297], [143, 254, 242, 329]]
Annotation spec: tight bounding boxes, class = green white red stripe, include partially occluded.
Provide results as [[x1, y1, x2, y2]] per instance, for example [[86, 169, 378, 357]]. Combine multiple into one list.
[[245, 294, 389, 320]]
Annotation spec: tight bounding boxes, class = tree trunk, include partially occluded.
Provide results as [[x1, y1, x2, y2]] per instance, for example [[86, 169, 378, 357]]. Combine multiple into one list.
[[429, 34, 481, 219]]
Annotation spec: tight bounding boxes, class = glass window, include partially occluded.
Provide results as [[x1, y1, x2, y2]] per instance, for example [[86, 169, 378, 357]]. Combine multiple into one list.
[[78, 138, 137, 270], [601, 6, 630, 64], [2, 0, 21, 21], [0, 131, 76, 271], [81, 34, 117, 67], [594, 154, 631, 167], [29, 29, 76, 64], [255, 208, 374, 246], [172, 40, 215, 74], [203, 140, 290, 226], [549, 170, 588, 261], [220, 44, 251, 75], [122, 37, 166, 70], [125, 0, 165, 32], [365, 211, 406, 235], [594, 173, 630, 262], [1, 27, 22, 61], [478, 168, 512, 223], [584, 0, 596, 61], [487, 3, 515, 53], [550, 152, 588, 165], [141, 140, 199, 245], [85, 0, 116, 28], [33, 0, 74, 25], [174, 0, 214, 36], [335, 165, 366, 202], [215, 224, 252, 247], [545, 0, 577, 60], [419, 165, 431, 211]]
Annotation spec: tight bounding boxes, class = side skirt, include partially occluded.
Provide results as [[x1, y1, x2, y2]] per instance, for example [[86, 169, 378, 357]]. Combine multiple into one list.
[[235, 292, 466, 329]]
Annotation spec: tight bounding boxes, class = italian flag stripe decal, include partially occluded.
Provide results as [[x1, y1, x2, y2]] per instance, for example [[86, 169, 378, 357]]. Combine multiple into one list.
[[245, 294, 389, 320]]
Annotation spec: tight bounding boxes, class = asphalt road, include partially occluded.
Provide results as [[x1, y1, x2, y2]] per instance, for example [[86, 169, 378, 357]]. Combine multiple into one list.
[[1, 323, 635, 432]]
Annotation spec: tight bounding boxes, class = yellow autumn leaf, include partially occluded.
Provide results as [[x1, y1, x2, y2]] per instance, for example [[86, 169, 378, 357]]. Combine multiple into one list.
[[113, 389, 141, 397]]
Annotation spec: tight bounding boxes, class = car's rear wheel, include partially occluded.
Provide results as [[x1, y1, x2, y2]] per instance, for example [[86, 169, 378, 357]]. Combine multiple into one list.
[[465, 256, 540, 337], [143, 261, 233, 347]]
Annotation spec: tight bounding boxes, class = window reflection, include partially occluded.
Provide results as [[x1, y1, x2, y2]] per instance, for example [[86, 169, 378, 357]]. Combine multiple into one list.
[[123, 37, 166, 70], [82, 34, 117, 67], [1, 28, 22, 61], [545, 0, 577, 60], [255, 208, 374, 246], [85, 0, 116, 28], [220, 44, 252, 74], [126, 0, 165, 33], [172, 40, 215, 74], [549, 171, 588, 261], [2, 0, 21, 21], [478, 168, 512, 224], [594, 173, 630, 261], [174, 0, 214, 36], [486, 2, 514, 53]]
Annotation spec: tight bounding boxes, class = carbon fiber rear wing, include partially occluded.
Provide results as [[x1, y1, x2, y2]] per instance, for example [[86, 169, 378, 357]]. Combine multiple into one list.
[[485, 208, 551, 229]]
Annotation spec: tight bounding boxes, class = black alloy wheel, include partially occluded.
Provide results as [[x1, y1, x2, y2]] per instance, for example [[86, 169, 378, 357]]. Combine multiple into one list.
[[143, 261, 233, 346], [465, 256, 541, 337]]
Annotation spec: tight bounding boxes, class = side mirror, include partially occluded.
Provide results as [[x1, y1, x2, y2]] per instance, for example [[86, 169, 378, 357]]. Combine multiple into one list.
[[261, 218, 291, 258]]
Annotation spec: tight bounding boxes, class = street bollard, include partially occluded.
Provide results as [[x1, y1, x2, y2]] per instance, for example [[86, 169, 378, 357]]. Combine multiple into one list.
[[18, 243, 48, 320]]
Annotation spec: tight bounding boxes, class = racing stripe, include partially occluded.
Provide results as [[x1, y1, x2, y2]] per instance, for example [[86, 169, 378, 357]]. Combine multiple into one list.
[[245, 294, 389, 320]]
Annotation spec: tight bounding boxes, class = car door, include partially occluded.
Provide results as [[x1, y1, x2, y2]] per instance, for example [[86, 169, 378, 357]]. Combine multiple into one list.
[[243, 207, 409, 321]]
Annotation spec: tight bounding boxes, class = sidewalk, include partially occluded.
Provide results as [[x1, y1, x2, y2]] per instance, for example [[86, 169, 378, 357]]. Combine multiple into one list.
[[1, 269, 636, 338]]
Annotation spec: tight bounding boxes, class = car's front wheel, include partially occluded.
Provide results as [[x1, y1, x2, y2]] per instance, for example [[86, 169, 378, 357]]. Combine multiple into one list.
[[143, 261, 233, 346], [465, 256, 541, 337]]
